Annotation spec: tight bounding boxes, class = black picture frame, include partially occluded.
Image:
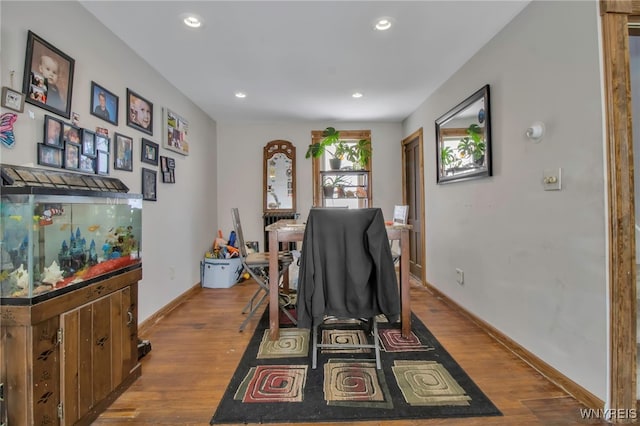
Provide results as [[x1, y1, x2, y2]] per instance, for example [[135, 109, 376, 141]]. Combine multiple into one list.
[[435, 84, 492, 184], [113, 132, 133, 171], [141, 138, 159, 165], [37, 143, 63, 168], [95, 133, 109, 153], [160, 155, 176, 183], [126, 88, 153, 135], [1, 87, 25, 113], [79, 153, 95, 174], [90, 81, 118, 125], [64, 141, 80, 170], [43, 115, 63, 148], [81, 129, 96, 158], [96, 150, 110, 176], [22, 31, 75, 119], [63, 122, 80, 145], [142, 167, 157, 201]]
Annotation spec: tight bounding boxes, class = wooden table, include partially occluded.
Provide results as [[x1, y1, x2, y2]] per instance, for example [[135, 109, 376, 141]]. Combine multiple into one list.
[[266, 219, 412, 340]]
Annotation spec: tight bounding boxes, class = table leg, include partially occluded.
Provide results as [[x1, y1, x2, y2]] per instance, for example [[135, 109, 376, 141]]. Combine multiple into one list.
[[400, 229, 411, 338], [268, 230, 280, 340]]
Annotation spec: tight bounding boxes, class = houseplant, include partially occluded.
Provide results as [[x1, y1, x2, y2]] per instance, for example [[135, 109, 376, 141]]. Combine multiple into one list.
[[322, 174, 348, 198], [343, 138, 372, 170], [456, 124, 485, 166], [440, 145, 458, 175], [305, 127, 371, 170]]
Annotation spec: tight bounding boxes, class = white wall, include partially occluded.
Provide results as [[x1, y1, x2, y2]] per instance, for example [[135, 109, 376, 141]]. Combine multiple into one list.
[[404, 0, 607, 399], [216, 122, 403, 247], [1, 1, 218, 322]]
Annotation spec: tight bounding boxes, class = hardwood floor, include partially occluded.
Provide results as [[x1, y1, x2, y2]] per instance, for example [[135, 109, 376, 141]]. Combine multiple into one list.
[[95, 280, 608, 425]]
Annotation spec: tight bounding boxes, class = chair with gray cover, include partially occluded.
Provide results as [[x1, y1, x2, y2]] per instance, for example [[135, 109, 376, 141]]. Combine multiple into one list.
[[296, 207, 400, 369]]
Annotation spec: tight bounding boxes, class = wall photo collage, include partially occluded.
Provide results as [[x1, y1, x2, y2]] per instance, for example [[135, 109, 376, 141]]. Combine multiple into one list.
[[20, 30, 190, 201]]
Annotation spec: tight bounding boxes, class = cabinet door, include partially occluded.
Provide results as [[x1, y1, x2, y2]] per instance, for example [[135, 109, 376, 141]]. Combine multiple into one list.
[[112, 283, 138, 383], [2, 316, 60, 426], [60, 285, 137, 425], [31, 317, 61, 425]]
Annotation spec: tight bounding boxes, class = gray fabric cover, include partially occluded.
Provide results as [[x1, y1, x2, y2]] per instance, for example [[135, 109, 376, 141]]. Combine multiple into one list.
[[296, 208, 400, 329]]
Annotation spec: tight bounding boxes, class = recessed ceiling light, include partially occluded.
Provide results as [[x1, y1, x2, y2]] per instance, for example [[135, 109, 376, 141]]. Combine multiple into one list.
[[235, 92, 247, 99], [183, 15, 202, 28], [374, 18, 392, 31], [352, 92, 363, 98]]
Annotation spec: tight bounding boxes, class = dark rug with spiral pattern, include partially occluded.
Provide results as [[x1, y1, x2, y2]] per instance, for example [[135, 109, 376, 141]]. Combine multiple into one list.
[[210, 309, 501, 424]]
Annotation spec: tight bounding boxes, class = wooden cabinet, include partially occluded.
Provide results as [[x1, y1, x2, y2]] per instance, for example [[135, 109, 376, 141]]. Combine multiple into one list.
[[0, 267, 142, 426]]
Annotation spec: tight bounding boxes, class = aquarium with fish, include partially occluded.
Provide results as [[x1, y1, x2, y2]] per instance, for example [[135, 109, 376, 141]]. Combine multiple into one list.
[[0, 164, 142, 304]]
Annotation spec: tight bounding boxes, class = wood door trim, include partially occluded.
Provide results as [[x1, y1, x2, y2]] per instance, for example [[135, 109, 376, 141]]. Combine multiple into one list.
[[401, 127, 426, 284], [601, 0, 637, 412]]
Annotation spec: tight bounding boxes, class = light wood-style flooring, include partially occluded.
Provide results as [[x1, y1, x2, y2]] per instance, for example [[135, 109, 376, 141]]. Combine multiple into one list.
[[95, 279, 608, 425]]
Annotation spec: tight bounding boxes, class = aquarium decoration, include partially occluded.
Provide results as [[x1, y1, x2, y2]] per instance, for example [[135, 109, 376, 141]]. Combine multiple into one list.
[[41, 261, 64, 286]]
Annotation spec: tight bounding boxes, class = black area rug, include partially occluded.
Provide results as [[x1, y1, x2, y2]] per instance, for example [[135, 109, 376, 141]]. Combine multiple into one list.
[[211, 310, 501, 424]]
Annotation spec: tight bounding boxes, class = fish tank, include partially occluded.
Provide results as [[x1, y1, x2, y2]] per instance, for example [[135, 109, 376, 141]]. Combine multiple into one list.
[[0, 164, 142, 304]]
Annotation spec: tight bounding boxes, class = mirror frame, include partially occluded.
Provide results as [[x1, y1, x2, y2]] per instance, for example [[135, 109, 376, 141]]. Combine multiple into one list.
[[263, 139, 296, 212], [435, 84, 492, 184]]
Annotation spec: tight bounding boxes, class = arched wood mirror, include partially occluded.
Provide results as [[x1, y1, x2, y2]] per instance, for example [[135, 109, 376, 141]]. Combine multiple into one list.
[[263, 140, 296, 212]]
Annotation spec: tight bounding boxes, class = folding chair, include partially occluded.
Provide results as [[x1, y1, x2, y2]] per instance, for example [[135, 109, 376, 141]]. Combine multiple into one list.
[[296, 208, 400, 369], [231, 208, 296, 331]]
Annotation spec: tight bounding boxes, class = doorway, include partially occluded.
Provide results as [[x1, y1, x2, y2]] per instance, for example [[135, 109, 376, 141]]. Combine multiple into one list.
[[401, 128, 425, 283], [601, 1, 638, 413], [630, 17, 640, 401]]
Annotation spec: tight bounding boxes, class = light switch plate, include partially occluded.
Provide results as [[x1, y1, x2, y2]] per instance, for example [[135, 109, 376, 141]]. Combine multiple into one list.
[[543, 168, 561, 191]]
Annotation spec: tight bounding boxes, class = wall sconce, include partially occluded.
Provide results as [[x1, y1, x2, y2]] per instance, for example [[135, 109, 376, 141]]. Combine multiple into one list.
[[525, 122, 545, 143]]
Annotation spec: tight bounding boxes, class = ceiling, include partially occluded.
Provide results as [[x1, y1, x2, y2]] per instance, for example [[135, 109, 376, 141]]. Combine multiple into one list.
[[80, 1, 530, 123]]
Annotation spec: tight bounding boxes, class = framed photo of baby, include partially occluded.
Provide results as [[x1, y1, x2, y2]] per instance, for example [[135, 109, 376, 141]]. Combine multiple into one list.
[[126, 89, 153, 136], [22, 31, 75, 119]]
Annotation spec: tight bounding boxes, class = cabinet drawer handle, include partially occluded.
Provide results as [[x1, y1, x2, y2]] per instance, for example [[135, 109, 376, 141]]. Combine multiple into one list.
[[127, 311, 134, 325]]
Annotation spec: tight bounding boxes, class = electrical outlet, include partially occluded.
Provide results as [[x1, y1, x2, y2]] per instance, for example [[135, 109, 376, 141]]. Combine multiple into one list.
[[456, 268, 464, 285]]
